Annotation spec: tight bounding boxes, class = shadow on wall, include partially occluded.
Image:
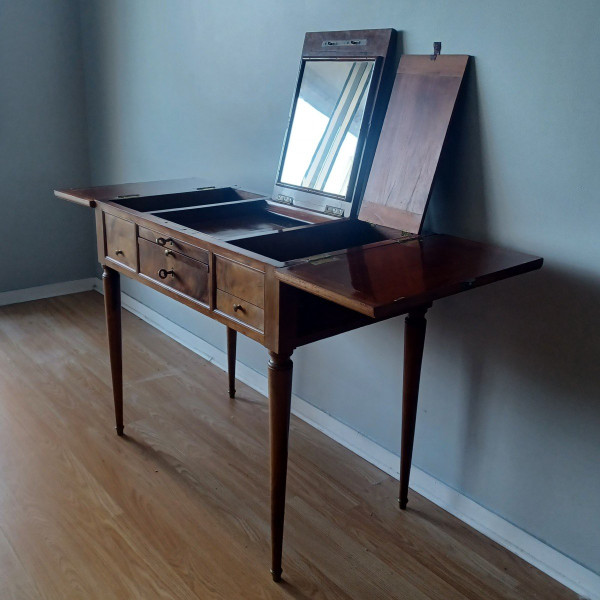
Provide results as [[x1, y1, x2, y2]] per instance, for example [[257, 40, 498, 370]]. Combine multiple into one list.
[[416, 55, 599, 553], [435, 264, 600, 489], [425, 55, 599, 448], [426, 57, 489, 241]]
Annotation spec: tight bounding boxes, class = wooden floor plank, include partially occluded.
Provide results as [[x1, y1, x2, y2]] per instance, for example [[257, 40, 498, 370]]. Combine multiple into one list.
[[0, 292, 579, 600], [0, 525, 42, 600]]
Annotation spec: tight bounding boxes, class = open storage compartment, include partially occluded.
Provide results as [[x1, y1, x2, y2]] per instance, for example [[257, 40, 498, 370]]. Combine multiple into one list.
[[114, 187, 263, 213], [151, 198, 313, 241], [230, 219, 397, 262]]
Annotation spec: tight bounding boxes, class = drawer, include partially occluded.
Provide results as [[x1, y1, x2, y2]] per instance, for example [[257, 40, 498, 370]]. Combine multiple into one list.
[[216, 289, 264, 332], [138, 238, 209, 304], [215, 256, 264, 308], [104, 213, 137, 270], [138, 227, 208, 264]]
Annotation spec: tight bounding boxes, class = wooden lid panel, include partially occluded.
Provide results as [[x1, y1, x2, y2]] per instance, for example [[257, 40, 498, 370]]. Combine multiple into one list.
[[359, 55, 469, 233]]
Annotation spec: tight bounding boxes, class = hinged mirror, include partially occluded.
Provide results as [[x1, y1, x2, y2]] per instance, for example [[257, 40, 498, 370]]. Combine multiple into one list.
[[278, 58, 376, 198], [272, 29, 396, 218]]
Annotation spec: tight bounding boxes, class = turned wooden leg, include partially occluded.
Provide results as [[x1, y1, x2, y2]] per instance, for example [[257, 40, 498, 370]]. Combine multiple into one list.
[[399, 307, 428, 510], [102, 266, 124, 436], [227, 327, 237, 399], [268, 351, 293, 582]]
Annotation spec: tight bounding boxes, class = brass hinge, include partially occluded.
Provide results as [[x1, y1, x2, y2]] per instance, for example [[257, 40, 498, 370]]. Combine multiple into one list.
[[368, 222, 417, 242], [324, 205, 344, 217], [308, 254, 338, 266], [322, 39, 367, 47], [274, 194, 294, 206]]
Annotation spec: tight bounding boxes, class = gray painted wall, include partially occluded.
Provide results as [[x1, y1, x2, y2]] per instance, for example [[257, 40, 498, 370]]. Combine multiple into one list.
[[0, 0, 95, 292], [72, 0, 600, 576]]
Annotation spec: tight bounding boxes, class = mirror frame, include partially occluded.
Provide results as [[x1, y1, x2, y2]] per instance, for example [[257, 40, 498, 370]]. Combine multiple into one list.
[[271, 29, 396, 219]]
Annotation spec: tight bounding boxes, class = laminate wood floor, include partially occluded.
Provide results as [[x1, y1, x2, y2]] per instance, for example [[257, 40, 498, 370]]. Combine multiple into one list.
[[0, 292, 578, 599]]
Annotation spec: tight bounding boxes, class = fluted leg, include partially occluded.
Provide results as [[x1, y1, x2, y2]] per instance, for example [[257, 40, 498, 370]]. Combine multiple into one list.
[[399, 307, 428, 509], [227, 327, 237, 398], [102, 266, 124, 436], [268, 351, 293, 582]]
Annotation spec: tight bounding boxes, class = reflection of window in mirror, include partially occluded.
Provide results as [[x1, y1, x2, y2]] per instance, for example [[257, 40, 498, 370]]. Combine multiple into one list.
[[279, 60, 374, 198]]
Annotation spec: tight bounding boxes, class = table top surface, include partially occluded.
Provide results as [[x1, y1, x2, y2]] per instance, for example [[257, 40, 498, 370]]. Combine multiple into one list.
[[276, 234, 543, 318]]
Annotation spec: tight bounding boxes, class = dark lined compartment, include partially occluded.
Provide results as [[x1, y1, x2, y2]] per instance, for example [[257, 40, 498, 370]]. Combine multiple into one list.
[[230, 219, 389, 262], [114, 187, 262, 212], [159, 201, 310, 240]]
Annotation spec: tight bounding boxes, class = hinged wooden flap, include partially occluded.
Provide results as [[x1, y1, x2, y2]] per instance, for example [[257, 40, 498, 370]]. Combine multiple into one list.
[[276, 235, 543, 319], [358, 54, 469, 233], [54, 178, 211, 208]]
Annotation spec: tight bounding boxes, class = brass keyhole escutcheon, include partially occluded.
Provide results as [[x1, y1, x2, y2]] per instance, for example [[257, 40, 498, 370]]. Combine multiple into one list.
[[158, 268, 175, 279]]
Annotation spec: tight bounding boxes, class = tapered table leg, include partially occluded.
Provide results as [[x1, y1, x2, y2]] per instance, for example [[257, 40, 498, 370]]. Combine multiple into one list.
[[399, 307, 428, 509], [268, 351, 293, 582], [102, 266, 124, 436], [227, 327, 237, 399]]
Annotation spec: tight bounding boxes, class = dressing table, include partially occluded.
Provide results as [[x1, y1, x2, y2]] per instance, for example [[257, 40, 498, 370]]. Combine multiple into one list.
[[55, 29, 543, 581]]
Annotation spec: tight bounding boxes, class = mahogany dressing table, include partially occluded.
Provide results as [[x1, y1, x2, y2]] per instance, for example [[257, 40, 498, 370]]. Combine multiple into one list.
[[55, 30, 543, 581]]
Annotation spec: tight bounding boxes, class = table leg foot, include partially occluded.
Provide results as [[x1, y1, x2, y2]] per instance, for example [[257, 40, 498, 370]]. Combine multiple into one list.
[[268, 350, 293, 584], [227, 327, 237, 399], [103, 266, 124, 437], [399, 307, 428, 511]]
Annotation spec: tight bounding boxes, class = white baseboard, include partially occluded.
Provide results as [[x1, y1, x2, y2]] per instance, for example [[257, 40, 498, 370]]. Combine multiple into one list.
[[0, 278, 98, 307], [11, 278, 598, 599]]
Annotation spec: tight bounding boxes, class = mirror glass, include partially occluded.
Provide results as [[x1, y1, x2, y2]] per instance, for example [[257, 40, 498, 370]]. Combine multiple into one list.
[[279, 59, 375, 198]]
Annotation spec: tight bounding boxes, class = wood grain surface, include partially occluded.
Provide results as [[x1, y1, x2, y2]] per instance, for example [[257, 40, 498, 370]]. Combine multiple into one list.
[[0, 292, 576, 599], [359, 55, 469, 234]]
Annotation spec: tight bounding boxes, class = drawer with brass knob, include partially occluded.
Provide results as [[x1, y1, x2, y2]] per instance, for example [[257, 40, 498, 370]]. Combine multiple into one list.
[[104, 212, 137, 270], [138, 226, 208, 264], [138, 237, 208, 305], [215, 289, 264, 332]]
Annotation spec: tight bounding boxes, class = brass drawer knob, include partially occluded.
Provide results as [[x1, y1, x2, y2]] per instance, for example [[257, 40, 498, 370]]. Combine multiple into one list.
[[158, 268, 175, 279], [233, 303, 245, 313], [156, 237, 173, 246], [164, 249, 174, 257], [115, 249, 124, 256]]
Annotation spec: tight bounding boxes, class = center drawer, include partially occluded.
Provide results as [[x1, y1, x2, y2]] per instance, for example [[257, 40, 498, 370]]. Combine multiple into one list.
[[138, 238, 208, 305], [138, 226, 208, 264]]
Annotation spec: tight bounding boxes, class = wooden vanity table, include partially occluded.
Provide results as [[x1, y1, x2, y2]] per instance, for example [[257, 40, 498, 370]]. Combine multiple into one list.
[[55, 29, 542, 581]]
